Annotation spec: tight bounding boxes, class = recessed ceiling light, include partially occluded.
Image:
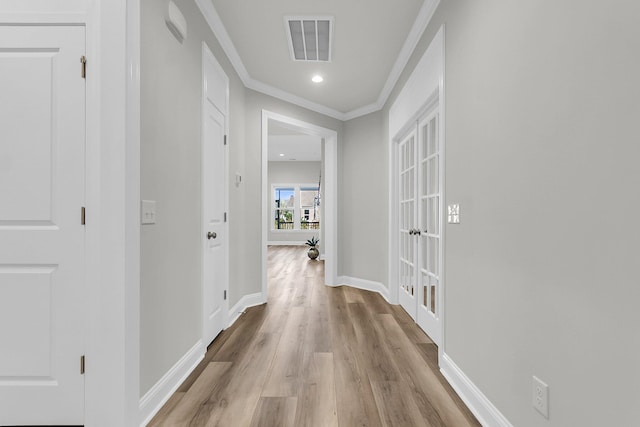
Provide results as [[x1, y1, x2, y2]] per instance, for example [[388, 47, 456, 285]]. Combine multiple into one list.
[[312, 75, 323, 83], [279, 153, 284, 157]]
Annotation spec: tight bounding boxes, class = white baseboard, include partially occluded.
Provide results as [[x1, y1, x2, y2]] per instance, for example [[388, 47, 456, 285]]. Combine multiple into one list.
[[337, 275, 391, 303], [228, 292, 265, 327], [440, 353, 513, 427], [267, 241, 307, 246], [139, 340, 205, 426]]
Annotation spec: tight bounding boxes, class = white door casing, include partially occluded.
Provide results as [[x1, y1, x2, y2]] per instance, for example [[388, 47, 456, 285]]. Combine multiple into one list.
[[260, 111, 339, 301], [202, 43, 228, 346], [0, 25, 86, 425]]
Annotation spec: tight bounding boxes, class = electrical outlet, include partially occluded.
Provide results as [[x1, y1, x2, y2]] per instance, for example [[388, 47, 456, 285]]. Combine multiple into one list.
[[532, 376, 549, 419]]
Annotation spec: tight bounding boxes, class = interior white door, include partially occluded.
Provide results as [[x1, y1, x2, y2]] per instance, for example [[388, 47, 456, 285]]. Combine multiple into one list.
[[416, 112, 442, 345], [202, 45, 228, 346], [396, 108, 442, 346], [398, 130, 418, 319], [0, 26, 86, 425]]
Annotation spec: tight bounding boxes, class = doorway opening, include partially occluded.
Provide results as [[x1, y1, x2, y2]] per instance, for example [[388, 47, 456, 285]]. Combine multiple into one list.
[[261, 111, 338, 302]]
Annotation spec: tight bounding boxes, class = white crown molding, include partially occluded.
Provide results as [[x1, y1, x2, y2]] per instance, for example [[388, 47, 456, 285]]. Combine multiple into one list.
[[194, 0, 250, 81], [246, 77, 347, 120], [374, 0, 440, 114], [195, 0, 439, 121]]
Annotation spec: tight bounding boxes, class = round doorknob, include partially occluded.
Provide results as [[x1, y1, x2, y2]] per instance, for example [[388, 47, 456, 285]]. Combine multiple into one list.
[[207, 231, 217, 239]]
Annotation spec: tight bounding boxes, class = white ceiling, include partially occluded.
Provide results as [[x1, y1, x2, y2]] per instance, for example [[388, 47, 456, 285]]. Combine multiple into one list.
[[268, 134, 322, 162], [198, 0, 439, 120]]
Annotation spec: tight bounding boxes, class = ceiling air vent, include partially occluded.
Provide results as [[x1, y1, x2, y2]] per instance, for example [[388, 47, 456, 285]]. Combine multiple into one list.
[[285, 16, 333, 62]]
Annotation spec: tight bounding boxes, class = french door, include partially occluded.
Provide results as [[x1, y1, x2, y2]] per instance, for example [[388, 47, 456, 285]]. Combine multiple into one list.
[[397, 109, 442, 345]]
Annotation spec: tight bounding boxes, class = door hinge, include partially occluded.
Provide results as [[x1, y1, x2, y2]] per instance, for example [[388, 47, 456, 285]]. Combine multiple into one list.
[[224, 135, 227, 145], [81, 207, 86, 225], [80, 355, 85, 374], [80, 56, 87, 79], [224, 212, 227, 222], [224, 290, 227, 300]]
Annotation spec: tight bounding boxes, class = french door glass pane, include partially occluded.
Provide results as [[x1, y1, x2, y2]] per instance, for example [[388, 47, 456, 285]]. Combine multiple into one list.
[[430, 277, 438, 314], [424, 197, 438, 235], [428, 237, 439, 276], [421, 124, 429, 160], [428, 115, 438, 155], [428, 157, 438, 195]]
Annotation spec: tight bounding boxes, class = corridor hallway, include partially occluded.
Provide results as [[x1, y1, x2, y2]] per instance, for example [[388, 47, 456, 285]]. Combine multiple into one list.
[[149, 246, 480, 426]]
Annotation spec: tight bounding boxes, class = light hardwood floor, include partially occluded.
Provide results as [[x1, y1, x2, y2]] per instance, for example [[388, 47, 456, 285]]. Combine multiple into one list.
[[148, 246, 480, 427]]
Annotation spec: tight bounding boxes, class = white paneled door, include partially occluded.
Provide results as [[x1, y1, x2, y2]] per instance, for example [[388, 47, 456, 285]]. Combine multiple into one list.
[[0, 26, 86, 425], [202, 45, 228, 346], [397, 109, 442, 345]]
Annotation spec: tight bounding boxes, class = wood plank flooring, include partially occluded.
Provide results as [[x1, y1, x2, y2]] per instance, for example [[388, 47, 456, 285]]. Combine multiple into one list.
[[148, 246, 480, 427]]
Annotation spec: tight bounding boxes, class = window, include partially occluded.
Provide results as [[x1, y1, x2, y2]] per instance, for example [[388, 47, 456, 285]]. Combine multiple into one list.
[[272, 184, 321, 231], [274, 187, 295, 230]]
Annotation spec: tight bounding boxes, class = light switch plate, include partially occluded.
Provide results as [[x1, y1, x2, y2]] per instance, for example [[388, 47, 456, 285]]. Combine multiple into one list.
[[141, 200, 156, 224], [448, 204, 460, 224]]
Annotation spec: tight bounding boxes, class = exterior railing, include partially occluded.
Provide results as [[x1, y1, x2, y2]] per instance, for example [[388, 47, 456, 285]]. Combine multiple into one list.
[[274, 221, 320, 230]]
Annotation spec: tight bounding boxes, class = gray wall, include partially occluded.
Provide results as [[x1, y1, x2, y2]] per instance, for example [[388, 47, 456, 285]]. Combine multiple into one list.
[[341, 112, 388, 285], [140, 0, 246, 395], [268, 161, 322, 243], [383, 1, 640, 426]]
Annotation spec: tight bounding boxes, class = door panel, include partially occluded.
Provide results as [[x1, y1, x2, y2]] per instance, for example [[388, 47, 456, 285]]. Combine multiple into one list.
[[0, 26, 85, 425], [202, 46, 228, 346], [398, 131, 417, 319], [417, 112, 441, 344], [203, 104, 226, 345]]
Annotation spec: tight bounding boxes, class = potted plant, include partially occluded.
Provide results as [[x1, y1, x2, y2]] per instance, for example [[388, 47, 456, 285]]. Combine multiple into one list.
[[306, 236, 320, 260]]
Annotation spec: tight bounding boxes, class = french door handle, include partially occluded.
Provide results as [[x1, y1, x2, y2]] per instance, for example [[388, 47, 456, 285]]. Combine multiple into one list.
[[207, 231, 217, 239]]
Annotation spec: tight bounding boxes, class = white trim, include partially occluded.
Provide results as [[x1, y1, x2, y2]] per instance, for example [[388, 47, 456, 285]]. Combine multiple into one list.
[[440, 354, 514, 427], [138, 341, 205, 427], [267, 241, 308, 246], [388, 26, 445, 349], [0, 13, 88, 24], [262, 110, 339, 303], [194, 0, 440, 121], [365, 0, 441, 120], [227, 292, 265, 327], [125, 0, 142, 425], [437, 26, 447, 363], [337, 276, 391, 304], [247, 76, 346, 120], [193, 0, 249, 83]]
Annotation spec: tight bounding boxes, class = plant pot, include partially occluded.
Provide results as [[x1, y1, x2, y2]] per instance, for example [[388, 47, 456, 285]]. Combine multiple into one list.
[[307, 246, 319, 260]]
